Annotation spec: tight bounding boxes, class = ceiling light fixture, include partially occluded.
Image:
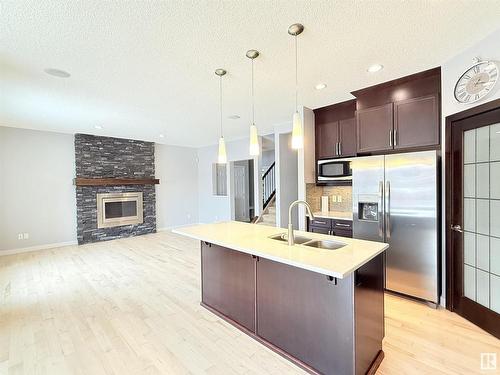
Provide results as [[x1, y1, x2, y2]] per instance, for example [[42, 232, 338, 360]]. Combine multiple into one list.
[[315, 83, 327, 90], [367, 64, 383, 73], [215, 69, 227, 164], [246, 49, 260, 156], [94, 125, 103, 130], [228, 115, 240, 120], [44, 68, 71, 78], [288, 23, 304, 150]]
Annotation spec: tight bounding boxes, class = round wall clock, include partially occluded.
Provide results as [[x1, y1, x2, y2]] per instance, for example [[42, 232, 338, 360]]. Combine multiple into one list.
[[454, 60, 498, 104]]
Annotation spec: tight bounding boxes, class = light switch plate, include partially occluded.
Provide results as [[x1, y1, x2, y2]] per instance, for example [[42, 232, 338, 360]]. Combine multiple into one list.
[[331, 195, 337, 202], [338, 195, 342, 203]]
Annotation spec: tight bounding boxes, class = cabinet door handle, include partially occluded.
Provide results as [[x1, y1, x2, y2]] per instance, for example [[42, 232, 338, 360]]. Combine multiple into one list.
[[394, 129, 398, 147], [389, 130, 393, 147], [315, 220, 327, 225], [336, 223, 351, 227], [338, 142, 342, 155]]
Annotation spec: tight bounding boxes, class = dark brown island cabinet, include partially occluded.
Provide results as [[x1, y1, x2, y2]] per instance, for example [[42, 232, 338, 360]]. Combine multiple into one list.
[[201, 242, 384, 375]]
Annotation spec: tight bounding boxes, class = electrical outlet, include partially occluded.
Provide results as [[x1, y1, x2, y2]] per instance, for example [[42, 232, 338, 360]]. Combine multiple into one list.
[[337, 195, 342, 203], [18, 233, 23, 240], [331, 195, 337, 203], [23, 233, 29, 240]]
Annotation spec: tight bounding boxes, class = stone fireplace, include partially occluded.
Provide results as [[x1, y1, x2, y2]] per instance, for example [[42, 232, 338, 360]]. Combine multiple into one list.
[[74, 134, 157, 245]]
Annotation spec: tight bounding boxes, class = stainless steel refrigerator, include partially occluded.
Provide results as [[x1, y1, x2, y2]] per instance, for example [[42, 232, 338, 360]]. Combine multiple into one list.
[[352, 150, 439, 304]]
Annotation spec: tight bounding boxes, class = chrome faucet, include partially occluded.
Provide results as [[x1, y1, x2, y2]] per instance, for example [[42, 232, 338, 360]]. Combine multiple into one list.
[[288, 200, 315, 246]]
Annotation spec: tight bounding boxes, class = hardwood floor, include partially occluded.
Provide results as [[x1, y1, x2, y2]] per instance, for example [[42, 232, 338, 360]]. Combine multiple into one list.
[[1, 231, 499, 375]]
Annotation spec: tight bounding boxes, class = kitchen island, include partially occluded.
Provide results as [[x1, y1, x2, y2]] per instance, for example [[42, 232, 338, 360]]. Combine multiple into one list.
[[173, 221, 388, 375]]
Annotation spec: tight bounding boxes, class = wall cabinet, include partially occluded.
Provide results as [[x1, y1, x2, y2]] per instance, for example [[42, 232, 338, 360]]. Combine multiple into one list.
[[356, 94, 439, 153], [314, 100, 357, 160], [356, 103, 394, 153], [394, 94, 439, 149]]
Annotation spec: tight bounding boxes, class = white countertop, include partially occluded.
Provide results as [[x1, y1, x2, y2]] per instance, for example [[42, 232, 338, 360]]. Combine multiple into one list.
[[310, 211, 353, 221], [173, 221, 388, 279]]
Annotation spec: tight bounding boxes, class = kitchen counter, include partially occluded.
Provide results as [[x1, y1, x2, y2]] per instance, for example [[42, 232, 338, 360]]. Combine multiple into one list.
[[310, 210, 353, 221], [173, 221, 387, 279], [174, 221, 387, 374]]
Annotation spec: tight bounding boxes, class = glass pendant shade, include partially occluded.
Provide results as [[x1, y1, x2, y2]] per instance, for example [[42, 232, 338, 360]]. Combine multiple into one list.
[[249, 124, 259, 156], [218, 137, 227, 164], [291, 111, 303, 149]]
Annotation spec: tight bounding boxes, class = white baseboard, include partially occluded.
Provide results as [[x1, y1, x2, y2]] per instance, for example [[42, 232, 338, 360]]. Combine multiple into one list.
[[157, 222, 200, 232], [0, 240, 78, 256]]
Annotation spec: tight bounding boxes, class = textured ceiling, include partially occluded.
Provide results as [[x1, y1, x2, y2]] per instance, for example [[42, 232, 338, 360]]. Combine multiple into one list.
[[2, 0, 500, 147]]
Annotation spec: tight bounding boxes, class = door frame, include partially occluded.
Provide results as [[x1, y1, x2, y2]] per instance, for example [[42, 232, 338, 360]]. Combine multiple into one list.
[[445, 98, 500, 312]]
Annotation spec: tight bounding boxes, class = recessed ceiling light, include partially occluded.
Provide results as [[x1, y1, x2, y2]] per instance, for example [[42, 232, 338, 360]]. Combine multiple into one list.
[[228, 115, 240, 120], [315, 83, 327, 90], [94, 125, 103, 130], [44, 68, 71, 78], [367, 64, 383, 73], [159, 134, 165, 138]]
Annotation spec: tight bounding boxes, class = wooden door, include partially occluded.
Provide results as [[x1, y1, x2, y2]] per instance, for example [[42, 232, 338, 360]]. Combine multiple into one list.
[[447, 101, 500, 339], [256, 258, 355, 375], [316, 120, 339, 159], [201, 243, 256, 332], [394, 94, 439, 149], [339, 117, 357, 156], [357, 103, 394, 153]]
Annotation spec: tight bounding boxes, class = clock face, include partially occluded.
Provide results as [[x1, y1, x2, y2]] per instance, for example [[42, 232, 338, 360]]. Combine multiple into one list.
[[454, 61, 498, 104]]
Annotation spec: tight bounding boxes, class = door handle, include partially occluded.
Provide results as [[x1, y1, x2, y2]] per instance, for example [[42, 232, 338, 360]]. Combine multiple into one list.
[[378, 181, 384, 239], [338, 142, 342, 155], [336, 223, 351, 227], [389, 130, 393, 147], [385, 181, 391, 240], [394, 129, 398, 147], [451, 224, 463, 233]]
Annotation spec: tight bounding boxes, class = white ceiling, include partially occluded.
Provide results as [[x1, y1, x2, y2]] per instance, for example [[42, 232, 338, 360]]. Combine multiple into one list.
[[2, 1, 500, 147]]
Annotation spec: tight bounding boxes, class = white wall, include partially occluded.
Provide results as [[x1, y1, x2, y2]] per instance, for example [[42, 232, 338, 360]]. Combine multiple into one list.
[[261, 150, 275, 171], [276, 132, 299, 229], [155, 144, 199, 230], [297, 107, 315, 230], [197, 138, 260, 224], [440, 27, 500, 305], [0, 126, 77, 252]]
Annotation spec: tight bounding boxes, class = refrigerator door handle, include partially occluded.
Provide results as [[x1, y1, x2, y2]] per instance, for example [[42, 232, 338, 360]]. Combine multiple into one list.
[[386, 180, 391, 239], [378, 181, 384, 239]]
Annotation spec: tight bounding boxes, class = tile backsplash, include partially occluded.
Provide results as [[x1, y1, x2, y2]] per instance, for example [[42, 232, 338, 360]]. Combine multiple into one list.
[[306, 183, 352, 212]]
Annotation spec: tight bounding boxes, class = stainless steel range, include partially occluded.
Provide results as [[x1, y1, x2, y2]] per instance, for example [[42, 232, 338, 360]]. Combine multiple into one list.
[[352, 150, 439, 304]]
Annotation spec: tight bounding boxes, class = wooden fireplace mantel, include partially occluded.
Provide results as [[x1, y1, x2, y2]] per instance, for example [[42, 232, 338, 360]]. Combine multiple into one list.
[[73, 178, 160, 186]]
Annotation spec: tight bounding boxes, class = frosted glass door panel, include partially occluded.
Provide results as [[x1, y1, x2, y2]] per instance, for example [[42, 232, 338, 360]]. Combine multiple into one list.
[[463, 124, 500, 313]]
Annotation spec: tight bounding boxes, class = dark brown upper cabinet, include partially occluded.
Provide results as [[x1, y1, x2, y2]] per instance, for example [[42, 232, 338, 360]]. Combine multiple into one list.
[[394, 94, 439, 149], [352, 67, 441, 154], [357, 103, 394, 153], [314, 100, 356, 160]]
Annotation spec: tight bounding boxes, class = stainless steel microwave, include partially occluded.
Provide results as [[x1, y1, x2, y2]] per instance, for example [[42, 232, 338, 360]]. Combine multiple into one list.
[[317, 159, 352, 182]]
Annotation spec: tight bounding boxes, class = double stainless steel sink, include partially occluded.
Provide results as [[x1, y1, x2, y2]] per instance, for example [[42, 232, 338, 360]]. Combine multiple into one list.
[[268, 233, 346, 250]]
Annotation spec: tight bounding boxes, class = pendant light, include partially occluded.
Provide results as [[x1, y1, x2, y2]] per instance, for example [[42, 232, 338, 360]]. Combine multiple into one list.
[[246, 49, 260, 156], [215, 69, 227, 164], [288, 23, 304, 149]]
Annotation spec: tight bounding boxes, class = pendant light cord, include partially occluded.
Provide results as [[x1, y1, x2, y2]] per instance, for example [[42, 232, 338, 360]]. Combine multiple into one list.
[[251, 58, 255, 125], [219, 75, 223, 138], [295, 34, 298, 111]]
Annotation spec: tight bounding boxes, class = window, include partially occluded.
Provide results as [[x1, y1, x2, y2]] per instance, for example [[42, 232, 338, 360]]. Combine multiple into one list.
[[212, 163, 227, 196]]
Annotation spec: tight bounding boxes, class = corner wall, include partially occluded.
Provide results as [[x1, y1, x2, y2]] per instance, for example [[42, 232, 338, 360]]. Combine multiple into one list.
[[0, 127, 77, 252], [440, 27, 500, 305]]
